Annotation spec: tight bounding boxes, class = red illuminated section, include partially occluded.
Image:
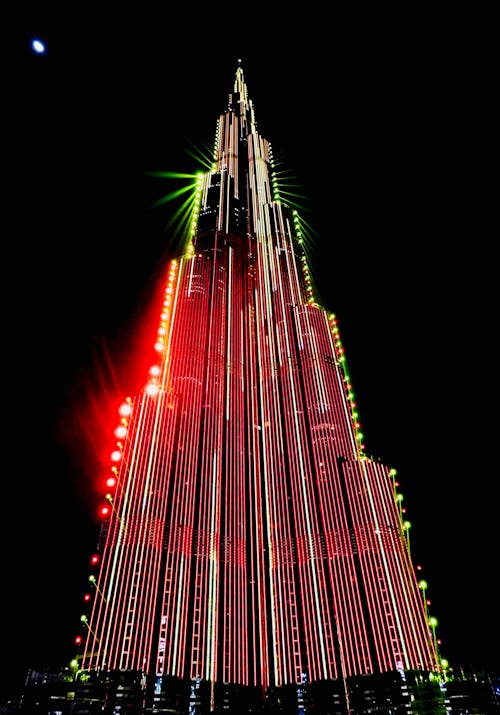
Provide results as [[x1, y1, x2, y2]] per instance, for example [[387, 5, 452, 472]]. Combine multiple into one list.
[[80, 66, 439, 687]]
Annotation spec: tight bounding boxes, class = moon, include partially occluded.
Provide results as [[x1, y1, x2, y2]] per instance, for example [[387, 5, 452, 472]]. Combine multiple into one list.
[[31, 38, 46, 54]]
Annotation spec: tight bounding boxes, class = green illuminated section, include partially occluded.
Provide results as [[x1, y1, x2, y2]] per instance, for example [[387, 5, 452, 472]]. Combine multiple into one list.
[[293, 210, 318, 257], [328, 313, 366, 456], [146, 170, 204, 256], [184, 138, 217, 172], [419, 578, 444, 673], [269, 144, 311, 215], [271, 171, 309, 212]]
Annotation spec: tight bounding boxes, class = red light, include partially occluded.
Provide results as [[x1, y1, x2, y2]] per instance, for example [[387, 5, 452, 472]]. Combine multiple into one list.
[[114, 425, 127, 439], [106, 476, 117, 489], [75, 635, 83, 645], [90, 554, 99, 566], [84, 593, 91, 602], [98, 505, 111, 519], [118, 402, 132, 417], [111, 450, 122, 462]]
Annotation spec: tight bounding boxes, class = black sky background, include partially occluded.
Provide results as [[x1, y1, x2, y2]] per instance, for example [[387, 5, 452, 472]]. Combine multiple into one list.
[[4, 10, 497, 700]]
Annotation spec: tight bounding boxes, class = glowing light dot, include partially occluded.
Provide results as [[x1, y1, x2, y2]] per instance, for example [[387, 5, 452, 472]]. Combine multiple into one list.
[[146, 383, 160, 397], [429, 616, 438, 627], [419, 580, 428, 590], [74, 637, 82, 645], [154, 341, 165, 352], [149, 365, 161, 377], [90, 555, 99, 565], [114, 425, 127, 439], [84, 593, 91, 602], [118, 402, 132, 417], [99, 505, 111, 518], [31, 38, 46, 54], [106, 476, 117, 489], [111, 450, 122, 462]]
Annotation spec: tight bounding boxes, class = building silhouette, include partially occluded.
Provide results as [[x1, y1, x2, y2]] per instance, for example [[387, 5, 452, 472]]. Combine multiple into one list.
[[28, 64, 455, 713]]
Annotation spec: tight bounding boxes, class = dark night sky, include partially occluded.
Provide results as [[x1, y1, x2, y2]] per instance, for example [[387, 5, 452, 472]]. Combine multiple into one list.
[[4, 10, 497, 700]]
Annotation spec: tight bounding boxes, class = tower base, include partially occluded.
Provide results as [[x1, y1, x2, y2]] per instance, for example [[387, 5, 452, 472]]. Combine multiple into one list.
[[15, 667, 489, 714]]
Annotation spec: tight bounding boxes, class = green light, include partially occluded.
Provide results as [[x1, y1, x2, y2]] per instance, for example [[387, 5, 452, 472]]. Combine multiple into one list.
[[419, 580, 428, 590], [149, 182, 197, 210], [80, 615, 87, 623], [389, 468, 397, 476], [147, 171, 199, 180], [429, 616, 438, 627], [396, 493, 404, 502], [184, 139, 216, 171], [404, 521, 411, 529], [70, 659, 78, 669], [441, 659, 449, 668]]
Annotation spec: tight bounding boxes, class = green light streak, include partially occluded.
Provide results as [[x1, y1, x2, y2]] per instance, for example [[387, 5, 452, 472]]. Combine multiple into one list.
[[163, 191, 197, 232], [184, 139, 216, 171], [146, 171, 200, 180], [147, 169, 202, 256], [149, 182, 197, 209]]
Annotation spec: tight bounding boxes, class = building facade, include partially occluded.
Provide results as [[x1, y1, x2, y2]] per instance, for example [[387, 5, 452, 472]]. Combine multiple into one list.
[[77, 65, 441, 712]]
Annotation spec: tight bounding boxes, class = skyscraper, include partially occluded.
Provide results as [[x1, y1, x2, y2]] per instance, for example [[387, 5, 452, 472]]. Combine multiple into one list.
[[76, 63, 442, 712]]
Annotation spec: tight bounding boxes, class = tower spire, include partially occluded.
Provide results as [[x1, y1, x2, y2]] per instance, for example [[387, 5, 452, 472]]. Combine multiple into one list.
[[229, 59, 251, 116]]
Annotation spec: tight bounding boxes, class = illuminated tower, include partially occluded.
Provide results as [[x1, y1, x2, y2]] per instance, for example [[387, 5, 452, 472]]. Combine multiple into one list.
[[78, 64, 441, 711]]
